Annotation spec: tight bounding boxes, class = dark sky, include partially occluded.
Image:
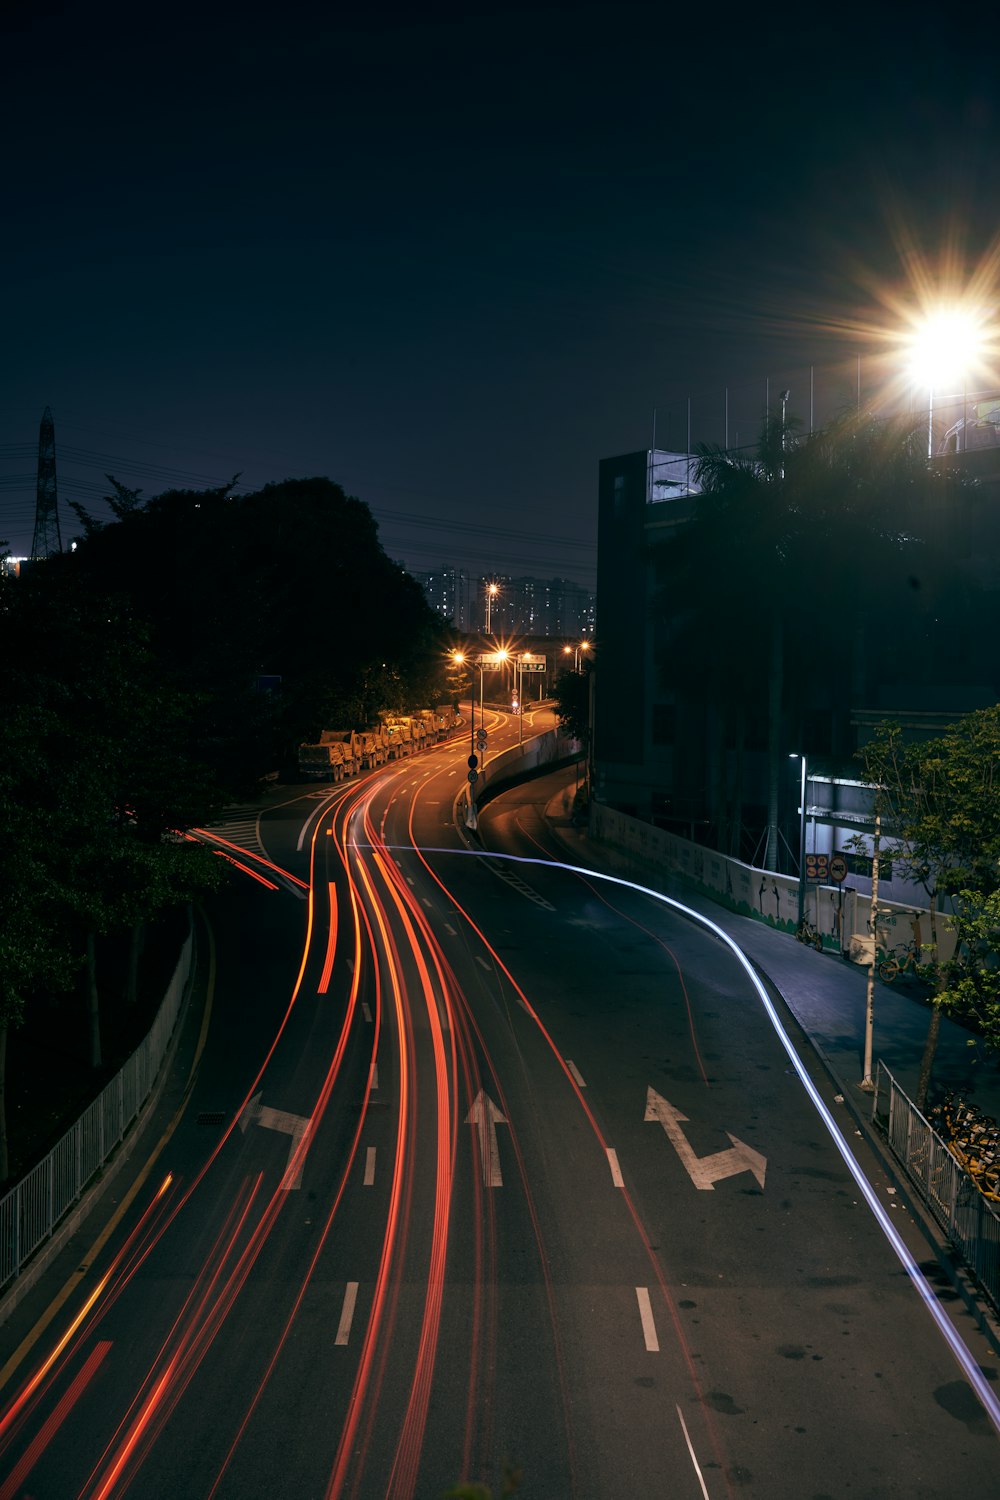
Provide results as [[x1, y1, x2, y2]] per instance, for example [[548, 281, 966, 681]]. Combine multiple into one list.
[[3, 2, 999, 588]]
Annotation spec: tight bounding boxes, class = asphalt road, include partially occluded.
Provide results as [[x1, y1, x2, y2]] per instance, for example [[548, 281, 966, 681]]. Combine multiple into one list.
[[1, 708, 997, 1499]]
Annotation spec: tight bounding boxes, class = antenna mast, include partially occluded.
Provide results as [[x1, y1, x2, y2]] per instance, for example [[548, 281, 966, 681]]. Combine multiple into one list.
[[31, 405, 62, 559]]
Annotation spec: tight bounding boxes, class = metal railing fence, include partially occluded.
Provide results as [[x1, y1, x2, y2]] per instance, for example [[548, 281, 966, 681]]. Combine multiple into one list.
[[872, 1061, 1000, 1314], [0, 922, 194, 1290]]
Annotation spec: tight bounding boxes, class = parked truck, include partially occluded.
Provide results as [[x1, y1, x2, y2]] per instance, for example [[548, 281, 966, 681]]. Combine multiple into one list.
[[382, 718, 413, 758], [417, 708, 439, 744], [358, 729, 386, 771], [320, 729, 360, 777], [298, 740, 346, 781]]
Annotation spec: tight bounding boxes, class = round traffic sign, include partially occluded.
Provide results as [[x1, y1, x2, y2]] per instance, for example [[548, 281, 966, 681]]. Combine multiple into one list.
[[829, 853, 849, 883], [467, 754, 478, 769], [467, 769, 479, 783]]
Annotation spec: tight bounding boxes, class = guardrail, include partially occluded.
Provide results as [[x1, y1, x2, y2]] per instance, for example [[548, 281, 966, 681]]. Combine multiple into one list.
[[872, 1061, 1000, 1314], [0, 920, 194, 1291]]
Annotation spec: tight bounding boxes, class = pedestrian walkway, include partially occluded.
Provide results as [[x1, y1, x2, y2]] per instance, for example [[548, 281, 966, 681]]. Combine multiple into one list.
[[543, 783, 1000, 1126]]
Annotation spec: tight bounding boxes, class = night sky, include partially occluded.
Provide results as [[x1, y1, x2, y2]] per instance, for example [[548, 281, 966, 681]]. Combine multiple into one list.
[[3, 3, 999, 588]]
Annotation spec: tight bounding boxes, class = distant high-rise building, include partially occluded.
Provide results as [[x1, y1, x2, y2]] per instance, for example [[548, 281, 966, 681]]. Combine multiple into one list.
[[412, 565, 470, 630], [472, 575, 595, 639], [412, 566, 595, 639]]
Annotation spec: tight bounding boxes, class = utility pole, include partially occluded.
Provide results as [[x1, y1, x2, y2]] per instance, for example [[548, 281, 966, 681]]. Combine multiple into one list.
[[860, 809, 881, 1091], [31, 405, 62, 559]]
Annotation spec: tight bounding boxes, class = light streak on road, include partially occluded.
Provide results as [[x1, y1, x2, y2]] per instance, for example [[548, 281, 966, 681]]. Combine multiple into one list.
[[0, 1175, 175, 1455], [190, 828, 310, 890], [675, 1403, 712, 1500], [425, 843, 1000, 1442], [317, 880, 339, 992], [0, 1342, 111, 1500]]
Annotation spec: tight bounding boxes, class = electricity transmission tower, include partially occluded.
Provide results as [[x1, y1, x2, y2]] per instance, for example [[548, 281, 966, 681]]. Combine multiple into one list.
[[31, 404, 62, 559]]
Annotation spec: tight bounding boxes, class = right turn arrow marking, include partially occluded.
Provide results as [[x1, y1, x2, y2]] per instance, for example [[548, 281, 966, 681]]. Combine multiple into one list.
[[645, 1087, 766, 1191]]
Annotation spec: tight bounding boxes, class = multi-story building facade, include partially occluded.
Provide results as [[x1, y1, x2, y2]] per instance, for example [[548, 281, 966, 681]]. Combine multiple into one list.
[[593, 437, 1000, 897], [412, 566, 471, 631]]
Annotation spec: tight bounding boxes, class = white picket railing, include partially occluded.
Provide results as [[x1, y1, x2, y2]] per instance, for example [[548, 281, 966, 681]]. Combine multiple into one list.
[[872, 1061, 1000, 1314], [0, 922, 194, 1290]]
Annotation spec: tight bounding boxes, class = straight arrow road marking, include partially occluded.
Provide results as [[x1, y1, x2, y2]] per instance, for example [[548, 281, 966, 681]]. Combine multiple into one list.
[[466, 1089, 507, 1187], [239, 1092, 312, 1190], [335, 1282, 359, 1345], [636, 1287, 659, 1351], [645, 1087, 766, 1190]]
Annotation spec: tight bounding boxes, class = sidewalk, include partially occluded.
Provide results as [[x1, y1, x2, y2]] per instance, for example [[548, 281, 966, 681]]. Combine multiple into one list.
[[543, 783, 1000, 1127]]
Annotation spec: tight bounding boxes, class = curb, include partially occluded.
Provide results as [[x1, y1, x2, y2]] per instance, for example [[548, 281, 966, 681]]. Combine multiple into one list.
[[0, 911, 207, 1328], [539, 789, 1000, 1359]]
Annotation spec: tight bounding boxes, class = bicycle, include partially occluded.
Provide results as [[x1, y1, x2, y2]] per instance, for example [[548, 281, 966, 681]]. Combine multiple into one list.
[[928, 1093, 1000, 1202], [878, 940, 924, 983], [795, 918, 823, 952]]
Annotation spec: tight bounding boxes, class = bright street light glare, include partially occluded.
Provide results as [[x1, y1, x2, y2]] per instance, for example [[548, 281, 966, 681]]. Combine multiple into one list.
[[904, 306, 987, 390]]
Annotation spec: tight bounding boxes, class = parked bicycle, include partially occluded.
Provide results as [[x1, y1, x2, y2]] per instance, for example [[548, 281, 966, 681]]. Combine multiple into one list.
[[878, 940, 924, 984], [795, 918, 823, 952], [928, 1092, 1000, 1201]]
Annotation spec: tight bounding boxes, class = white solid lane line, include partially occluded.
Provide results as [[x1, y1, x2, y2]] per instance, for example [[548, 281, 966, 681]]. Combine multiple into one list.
[[607, 1148, 624, 1187], [364, 1147, 376, 1186], [636, 1287, 659, 1352], [335, 1282, 359, 1345]]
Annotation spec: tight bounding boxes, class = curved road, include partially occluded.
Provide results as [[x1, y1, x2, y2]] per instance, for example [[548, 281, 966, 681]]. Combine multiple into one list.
[[1, 707, 996, 1498]]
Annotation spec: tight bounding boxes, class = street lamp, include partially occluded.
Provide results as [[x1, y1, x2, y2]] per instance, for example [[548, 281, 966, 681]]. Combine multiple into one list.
[[903, 305, 987, 456], [563, 639, 592, 672], [453, 648, 487, 829], [485, 582, 499, 634], [789, 752, 807, 930]]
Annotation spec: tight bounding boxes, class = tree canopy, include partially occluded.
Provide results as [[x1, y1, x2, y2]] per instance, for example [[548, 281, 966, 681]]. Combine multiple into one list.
[[0, 472, 446, 1176]]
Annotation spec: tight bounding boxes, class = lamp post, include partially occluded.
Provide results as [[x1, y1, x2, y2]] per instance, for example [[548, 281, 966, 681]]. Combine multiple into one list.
[[485, 582, 499, 635], [563, 639, 591, 672], [860, 805, 881, 1092], [790, 753, 807, 930]]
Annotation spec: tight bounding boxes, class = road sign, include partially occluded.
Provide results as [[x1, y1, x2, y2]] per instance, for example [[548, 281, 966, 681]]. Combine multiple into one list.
[[805, 852, 830, 883], [467, 754, 478, 769], [829, 853, 849, 883], [519, 661, 545, 672], [479, 653, 505, 670], [476, 730, 488, 747], [467, 769, 479, 783]]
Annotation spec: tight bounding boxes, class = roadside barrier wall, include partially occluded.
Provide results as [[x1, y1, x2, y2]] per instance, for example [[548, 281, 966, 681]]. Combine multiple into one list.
[[588, 802, 956, 966], [458, 724, 579, 823]]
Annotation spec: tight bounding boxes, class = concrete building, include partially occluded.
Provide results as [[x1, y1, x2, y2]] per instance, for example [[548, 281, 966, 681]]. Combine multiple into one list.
[[592, 433, 1000, 903]]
